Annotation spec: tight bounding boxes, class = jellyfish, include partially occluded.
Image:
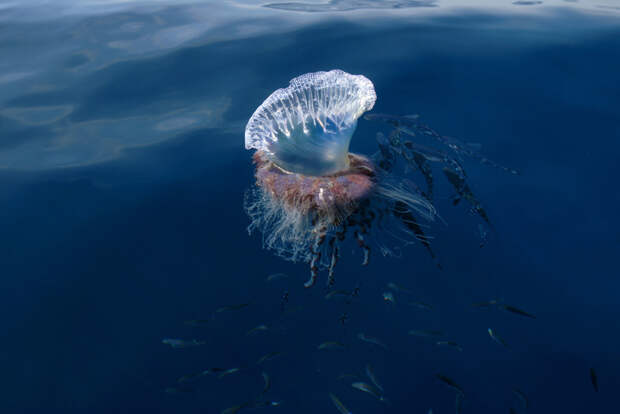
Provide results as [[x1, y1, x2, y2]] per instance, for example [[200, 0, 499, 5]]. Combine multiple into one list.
[[244, 69, 513, 288]]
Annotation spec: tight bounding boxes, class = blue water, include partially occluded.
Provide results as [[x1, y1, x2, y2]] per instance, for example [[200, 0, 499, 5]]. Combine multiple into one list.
[[1, 1, 619, 413]]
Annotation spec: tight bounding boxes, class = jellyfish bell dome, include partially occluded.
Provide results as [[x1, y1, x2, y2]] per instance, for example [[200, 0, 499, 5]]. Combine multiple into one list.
[[245, 69, 377, 177]]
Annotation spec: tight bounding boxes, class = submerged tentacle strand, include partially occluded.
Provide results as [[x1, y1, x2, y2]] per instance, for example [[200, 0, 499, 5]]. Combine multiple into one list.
[[326, 237, 339, 288], [305, 229, 327, 288]]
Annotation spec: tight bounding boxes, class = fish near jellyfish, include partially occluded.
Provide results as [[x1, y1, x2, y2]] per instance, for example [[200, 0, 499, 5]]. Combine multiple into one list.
[[244, 69, 514, 288]]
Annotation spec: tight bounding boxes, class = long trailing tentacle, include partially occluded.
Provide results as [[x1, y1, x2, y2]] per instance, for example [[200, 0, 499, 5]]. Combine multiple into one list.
[[354, 228, 370, 266], [370, 113, 498, 233], [365, 112, 520, 175], [442, 167, 492, 227], [305, 228, 326, 288], [392, 200, 441, 269], [326, 236, 339, 288]]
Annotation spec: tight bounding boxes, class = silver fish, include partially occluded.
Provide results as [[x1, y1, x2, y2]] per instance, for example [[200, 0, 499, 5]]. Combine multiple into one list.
[[221, 402, 251, 414], [436, 374, 465, 394], [261, 372, 271, 395], [325, 290, 351, 300], [177, 370, 210, 383], [218, 368, 240, 379], [266, 273, 288, 282], [365, 364, 384, 393], [512, 388, 529, 409], [257, 351, 281, 364], [408, 301, 433, 310], [499, 304, 536, 319], [382, 291, 395, 304], [329, 393, 352, 414], [162, 338, 206, 348], [246, 324, 269, 335], [318, 341, 346, 350], [471, 299, 498, 308], [352, 382, 385, 402], [436, 341, 463, 352], [357, 333, 388, 350], [487, 328, 509, 347]]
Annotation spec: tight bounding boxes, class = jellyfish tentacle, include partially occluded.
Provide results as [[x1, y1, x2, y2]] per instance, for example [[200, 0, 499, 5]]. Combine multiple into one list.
[[326, 236, 339, 288], [354, 228, 371, 266], [375, 132, 395, 172], [336, 222, 348, 241], [442, 167, 492, 227], [392, 200, 441, 268], [305, 228, 327, 288], [365, 113, 520, 175]]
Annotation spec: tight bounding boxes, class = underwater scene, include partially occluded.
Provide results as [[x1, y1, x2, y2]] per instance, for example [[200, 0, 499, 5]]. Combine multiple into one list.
[[1, 1, 619, 413]]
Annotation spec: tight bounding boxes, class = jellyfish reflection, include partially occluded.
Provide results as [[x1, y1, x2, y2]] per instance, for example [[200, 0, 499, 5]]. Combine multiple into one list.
[[244, 69, 514, 287]]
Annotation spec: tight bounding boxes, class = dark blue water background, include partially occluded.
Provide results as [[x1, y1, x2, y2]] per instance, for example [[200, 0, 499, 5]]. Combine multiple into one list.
[[1, 1, 619, 413]]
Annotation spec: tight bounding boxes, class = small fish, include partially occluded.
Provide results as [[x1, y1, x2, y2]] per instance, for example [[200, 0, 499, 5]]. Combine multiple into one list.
[[183, 319, 210, 326], [325, 290, 351, 300], [436, 341, 463, 352], [221, 402, 251, 414], [357, 333, 388, 350], [318, 341, 346, 350], [512, 388, 529, 409], [250, 400, 281, 408], [436, 374, 465, 394], [257, 351, 281, 365], [409, 329, 443, 338], [261, 371, 271, 395], [266, 273, 288, 282], [246, 324, 269, 335], [472, 299, 498, 308], [204, 367, 225, 374], [455, 391, 464, 413], [218, 368, 240, 378], [487, 328, 509, 347], [216, 303, 251, 313], [382, 291, 395, 304], [590, 367, 598, 392], [387, 282, 412, 294], [165, 386, 193, 393], [365, 364, 384, 393], [337, 373, 360, 381], [352, 382, 385, 401], [162, 338, 206, 348], [408, 301, 433, 310], [329, 393, 352, 414], [177, 371, 209, 383], [498, 304, 536, 319]]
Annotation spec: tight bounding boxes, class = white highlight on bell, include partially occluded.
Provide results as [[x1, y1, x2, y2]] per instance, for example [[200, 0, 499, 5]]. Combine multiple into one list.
[[245, 69, 376, 176]]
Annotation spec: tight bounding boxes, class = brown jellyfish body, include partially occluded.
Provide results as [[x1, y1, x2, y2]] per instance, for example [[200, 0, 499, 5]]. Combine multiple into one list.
[[244, 70, 436, 287], [252, 151, 376, 225]]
